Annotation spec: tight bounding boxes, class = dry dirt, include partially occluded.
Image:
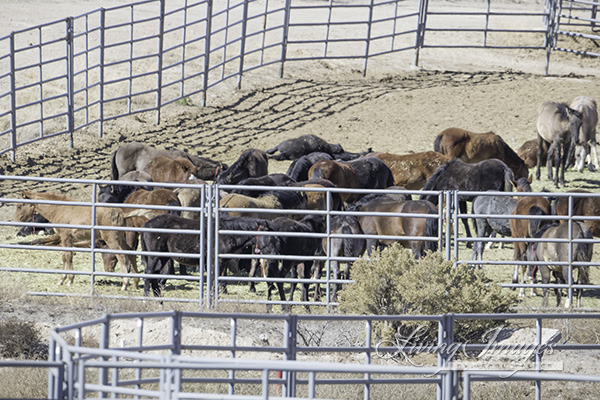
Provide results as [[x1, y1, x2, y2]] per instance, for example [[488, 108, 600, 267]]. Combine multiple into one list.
[[2, 0, 600, 389]]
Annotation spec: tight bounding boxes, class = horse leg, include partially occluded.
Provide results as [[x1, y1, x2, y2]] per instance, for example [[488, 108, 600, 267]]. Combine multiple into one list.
[[300, 261, 313, 313], [459, 201, 472, 247], [546, 141, 556, 181], [539, 265, 551, 308], [60, 250, 75, 286], [536, 136, 546, 180], [590, 141, 599, 170], [554, 144, 562, 187], [248, 258, 259, 293]]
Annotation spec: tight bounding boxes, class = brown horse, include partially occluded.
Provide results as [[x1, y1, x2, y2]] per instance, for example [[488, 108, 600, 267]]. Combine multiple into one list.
[[142, 155, 198, 183], [219, 191, 307, 219], [517, 138, 549, 169], [433, 127, 529, 180], [553, 190, 600, 237], [349, 195, 439, 259], [173, 179, 207, 220], [110, 141, 225, 181], [510, 194, 553, 297], [290, 178, 344, 211], [14, 191, 138, 290], [307, 157, 394, 203], [370, 151, 451, 190], [526, 221, 592, 308]]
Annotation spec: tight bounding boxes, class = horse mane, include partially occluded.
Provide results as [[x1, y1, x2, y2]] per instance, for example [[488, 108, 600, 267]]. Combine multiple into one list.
[[433, 134, 444, 154], [286, 156, 314, 180], [497, 136, 527, 168]]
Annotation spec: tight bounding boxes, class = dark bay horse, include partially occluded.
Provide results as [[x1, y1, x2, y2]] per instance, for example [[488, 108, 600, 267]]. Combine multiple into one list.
[[526, 221, 592, 308], [510, 195, 553, 297], [420, 158, 515, 240], [14, 191, 138, 291], [370, 151, 451, 190], [536, 101, 583, 187], [256, 214, 325, 311], [571, 96, 599, 172], [517, 138, 549, 169], [433, 127, 529, 180], [553, 190, 600, 237], [350, 195, 439, 259], [230, 173, 297, 197], [216, 149, 269, 185], [307, 157, 394, 203], [140, 214, 270, 296], [266, 134, 345, 161], [111, 141, 225, 181], [286, 152, 333, 181]]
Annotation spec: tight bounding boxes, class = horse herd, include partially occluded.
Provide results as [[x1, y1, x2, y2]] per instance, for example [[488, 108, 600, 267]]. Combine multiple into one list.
[[11, 95, 600, 310]]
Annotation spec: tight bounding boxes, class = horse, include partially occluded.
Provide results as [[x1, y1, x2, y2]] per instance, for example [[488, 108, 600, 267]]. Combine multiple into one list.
[[142, 155, 198, 183], [14, 191, 138, 291], [517, 138, 549, 169], [470, 177, 533, 262], [16, 213, 54, 237], [101, 171, 155, 204], [553, 190, 600, 237], [230, 173, 297, 197], [350, 195, 439, 259], [216, 148, 269, 185], [140, 213, 270, 296], [510, 196, 553, 297], [315, 215, 366, 302], [290, 178, 344, 211], [570, 96, 599, 172], [286, 152, 333, 181], [525, 221, 592, 308], [420, 158, 515, 240], [370, 151, 451, 190], [307, 157, 394, 203], [535, 101, 583, 187], [219, 190, 307, 220], [266, 134, 345, 161], [433, 128, 529, 180], [173, 179, 207, 220], [110, 141, 225, 181], [255, 214, 325, 311]]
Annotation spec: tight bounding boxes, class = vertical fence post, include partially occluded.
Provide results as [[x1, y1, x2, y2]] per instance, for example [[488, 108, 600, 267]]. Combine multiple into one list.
[[279, 0, 293, 78], [207, 184, 214, 308], [414, 0, 429, 67], [362, 0, 375, 76], [544, 0, 557, 75], [66, 17, 75, 148], [9, 33, 17, 162], [201, 0, 213, 107], [199, 183, 207, 307], [98, 8, 105, 138], [237, 0, 249, 90], [156, 0, 166, 124]]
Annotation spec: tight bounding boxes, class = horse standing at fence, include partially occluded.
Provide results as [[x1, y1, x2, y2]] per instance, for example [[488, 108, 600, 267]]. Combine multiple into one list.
[[553, 189, 600, 237], [111, 141, 225, 181], [349, 194, 438, 259], [420, 158, 515, 240], [433, 128, 529, 180], [570, 96, 599, 172], [142, 155, 198, 183], [370, 151, 451, 190], [525, 221, 592, 308], [307, 157, 394, 203], [536, 101, 583, 187], [216, 149, 269, 185], [510, 195, 553, 297], [470, 177, 532, 262], [255, 214, 325, 311], [14, 191, 139, 291]]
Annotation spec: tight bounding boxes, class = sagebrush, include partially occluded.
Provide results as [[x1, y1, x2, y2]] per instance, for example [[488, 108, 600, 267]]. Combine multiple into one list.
[[339, 245, 518, 343]]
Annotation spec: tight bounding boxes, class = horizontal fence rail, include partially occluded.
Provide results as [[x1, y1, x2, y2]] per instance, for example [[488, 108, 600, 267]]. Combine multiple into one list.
[[0, 0, 599, 161], [44, 311, 600, 400]]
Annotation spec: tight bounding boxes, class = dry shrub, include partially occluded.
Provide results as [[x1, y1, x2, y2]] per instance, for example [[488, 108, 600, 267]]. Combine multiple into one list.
[[339, 245, 517, 343], [0, 318, 47, 360]]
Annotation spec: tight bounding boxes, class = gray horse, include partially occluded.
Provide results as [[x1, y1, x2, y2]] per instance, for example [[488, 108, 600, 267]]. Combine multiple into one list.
[[535, 101, 583, 187], [571, 96, 599, 172]]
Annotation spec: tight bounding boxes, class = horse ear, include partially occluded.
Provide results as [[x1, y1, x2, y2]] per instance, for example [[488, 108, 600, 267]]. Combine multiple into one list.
[[21, 190, 31, 199], [528, 174, 533, 184]]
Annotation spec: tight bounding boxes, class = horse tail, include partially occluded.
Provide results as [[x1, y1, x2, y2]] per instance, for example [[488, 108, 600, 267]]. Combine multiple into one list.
[[433, 134, 444, 154], [527, 206, 547, 237], [342, 224, 355, 258], [110, 149, 119, 181], [423, 211, 439, 254]]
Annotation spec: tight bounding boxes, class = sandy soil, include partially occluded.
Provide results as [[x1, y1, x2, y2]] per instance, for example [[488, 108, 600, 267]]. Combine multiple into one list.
[[2, 1, 600, 390]]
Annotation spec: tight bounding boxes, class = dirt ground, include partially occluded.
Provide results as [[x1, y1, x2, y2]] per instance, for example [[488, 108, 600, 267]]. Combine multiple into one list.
[[2, 0, 600, 392]]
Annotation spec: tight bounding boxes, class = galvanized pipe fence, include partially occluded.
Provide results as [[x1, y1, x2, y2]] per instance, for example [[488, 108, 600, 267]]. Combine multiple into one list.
[[42, 310, 600, 400], [1, 0, 599, 162], [1, 175, 599, 312]]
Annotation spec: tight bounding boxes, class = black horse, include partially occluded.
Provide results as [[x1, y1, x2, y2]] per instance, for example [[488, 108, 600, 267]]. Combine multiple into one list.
[[255, 214, 325, 311], [420, 158, 515, 240], [230, 173, 297, 197], [140, 214, 270, 297], [266, 135, 345, 161], [286, 152, 333, 181], [216, 148, 269, 185]]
